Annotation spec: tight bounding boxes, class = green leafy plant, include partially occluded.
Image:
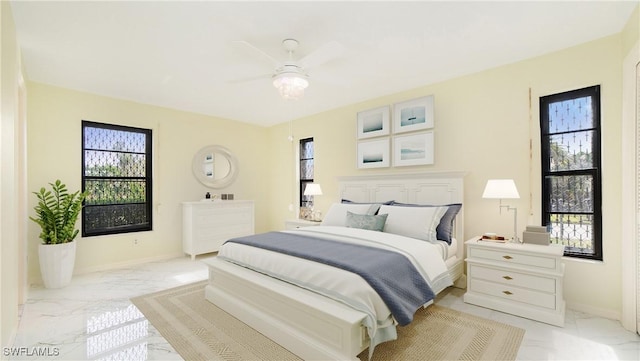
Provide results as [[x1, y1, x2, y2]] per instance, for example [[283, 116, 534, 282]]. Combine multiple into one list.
[[30, 180, 87, 245]]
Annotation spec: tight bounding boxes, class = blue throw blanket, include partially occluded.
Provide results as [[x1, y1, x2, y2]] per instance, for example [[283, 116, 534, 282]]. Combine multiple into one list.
[[224, 231, 435, 326]]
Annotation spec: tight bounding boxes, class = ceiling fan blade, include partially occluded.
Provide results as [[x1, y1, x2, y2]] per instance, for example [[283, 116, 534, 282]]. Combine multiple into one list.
[[299, 40, 346, 69], [226, 73, 273, 84], [233, 40, 281, 68]]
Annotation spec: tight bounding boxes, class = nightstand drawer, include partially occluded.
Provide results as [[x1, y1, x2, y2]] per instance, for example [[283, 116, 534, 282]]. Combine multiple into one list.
[[469, 278, 556, 310], [469, 264, 556, 293], [469, 247, 558, 270]]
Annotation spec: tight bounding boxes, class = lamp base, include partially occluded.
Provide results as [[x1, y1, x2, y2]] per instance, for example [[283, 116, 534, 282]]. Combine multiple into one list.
[[499, 203, 519, 245]]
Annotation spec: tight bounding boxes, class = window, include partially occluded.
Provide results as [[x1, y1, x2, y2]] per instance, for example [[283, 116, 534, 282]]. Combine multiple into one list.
[[299, 137, 314, 208], [82, 121, 152, 237], [540, 85, 602, 260]]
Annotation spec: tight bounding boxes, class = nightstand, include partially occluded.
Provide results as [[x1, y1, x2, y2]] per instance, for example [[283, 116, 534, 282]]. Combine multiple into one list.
[[284, 218, 322, 230], [463, 237, 566, 326]]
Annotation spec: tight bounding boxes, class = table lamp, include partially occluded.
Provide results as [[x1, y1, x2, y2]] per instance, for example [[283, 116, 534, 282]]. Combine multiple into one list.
[[303, 183, 322, 220], [482, 179, 520, 243]]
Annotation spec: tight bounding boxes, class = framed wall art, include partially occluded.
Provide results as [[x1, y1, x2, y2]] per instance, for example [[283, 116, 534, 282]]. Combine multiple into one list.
[[357, 138, 390, 169], [393, 95, 434, 134], [357, 106, 390, 139], [393, 131, 434, 167]]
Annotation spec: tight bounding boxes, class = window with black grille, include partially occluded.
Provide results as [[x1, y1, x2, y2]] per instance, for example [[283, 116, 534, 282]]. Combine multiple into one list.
[[540, 85, 602, 260], [299, 137, 314, 208], [82, 121, 152, 237]]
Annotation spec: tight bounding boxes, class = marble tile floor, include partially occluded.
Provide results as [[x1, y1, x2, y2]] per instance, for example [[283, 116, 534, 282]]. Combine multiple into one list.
[[8, 256, 640, 361]]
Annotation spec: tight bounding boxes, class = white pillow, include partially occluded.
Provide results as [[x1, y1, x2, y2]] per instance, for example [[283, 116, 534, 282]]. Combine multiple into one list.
[[321, 203, 381, 226], [379, 205, 447, 242]]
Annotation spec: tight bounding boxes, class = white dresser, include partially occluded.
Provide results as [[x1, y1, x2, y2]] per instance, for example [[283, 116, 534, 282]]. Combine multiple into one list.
[[464, 237, 566, 326], [182, 200, 254, 259]]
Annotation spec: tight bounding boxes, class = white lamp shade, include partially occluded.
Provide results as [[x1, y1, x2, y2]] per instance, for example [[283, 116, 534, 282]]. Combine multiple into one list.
[[482, 179, 520, 199], [303, 183, 323, 196]]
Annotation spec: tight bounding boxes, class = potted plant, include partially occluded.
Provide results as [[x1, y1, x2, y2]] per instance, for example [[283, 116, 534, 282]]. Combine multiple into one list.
[[30, 180, 86, 288]]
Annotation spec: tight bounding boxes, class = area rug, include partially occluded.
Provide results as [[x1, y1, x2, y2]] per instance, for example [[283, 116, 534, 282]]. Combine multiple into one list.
[[131, 281, 524, 361]]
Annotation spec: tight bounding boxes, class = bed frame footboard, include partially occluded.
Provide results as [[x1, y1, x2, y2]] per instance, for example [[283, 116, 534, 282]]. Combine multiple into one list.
[[204, 258, 369, 361]]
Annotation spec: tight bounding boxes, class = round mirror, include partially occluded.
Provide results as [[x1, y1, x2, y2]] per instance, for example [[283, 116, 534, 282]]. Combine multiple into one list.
[[192, 145, 238, 188]]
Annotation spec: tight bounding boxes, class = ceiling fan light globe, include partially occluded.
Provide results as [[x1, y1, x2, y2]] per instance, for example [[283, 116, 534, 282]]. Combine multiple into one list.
[[272, 73, 309, 100]]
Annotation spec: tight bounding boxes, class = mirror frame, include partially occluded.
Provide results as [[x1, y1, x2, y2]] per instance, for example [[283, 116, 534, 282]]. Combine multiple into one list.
[[192, 145, 239, 188]]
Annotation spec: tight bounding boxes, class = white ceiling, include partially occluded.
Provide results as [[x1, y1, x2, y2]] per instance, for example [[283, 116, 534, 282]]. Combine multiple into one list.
[[10, 1, 638, 127]]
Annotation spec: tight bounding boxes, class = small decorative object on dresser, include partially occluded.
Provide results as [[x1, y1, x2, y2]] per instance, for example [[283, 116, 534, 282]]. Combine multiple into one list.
[[464, 237, 566, 327], [284, 218, 321, 230], [182, 200, 254, 259], [522, 225, 551, 245]]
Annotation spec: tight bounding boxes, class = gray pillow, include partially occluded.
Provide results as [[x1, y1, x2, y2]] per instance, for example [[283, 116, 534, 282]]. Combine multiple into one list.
[[345, 211, 388, 232]]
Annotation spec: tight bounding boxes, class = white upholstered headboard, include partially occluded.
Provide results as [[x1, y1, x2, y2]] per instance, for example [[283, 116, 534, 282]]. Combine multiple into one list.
[[337, 171, 465, 242]]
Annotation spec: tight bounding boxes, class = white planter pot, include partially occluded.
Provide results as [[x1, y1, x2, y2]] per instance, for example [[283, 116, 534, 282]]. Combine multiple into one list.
[[38, 241, 76, 289]]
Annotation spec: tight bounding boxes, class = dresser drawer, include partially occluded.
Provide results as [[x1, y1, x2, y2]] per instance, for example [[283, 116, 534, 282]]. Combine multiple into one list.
[[194, 223, 253, 242], [195, 207, 252, 225], [469, 264, 556, 293], [468, 246, 558, 270], [195, 213, 252, 228], [469, 278, 556, 310], [196, 237, 225, 254]]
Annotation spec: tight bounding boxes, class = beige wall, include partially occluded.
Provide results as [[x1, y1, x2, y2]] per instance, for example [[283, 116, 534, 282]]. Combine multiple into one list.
[[267, 34, 624, 318], [1, 0, 25, 350], [620, 4, 639, 331], [622, 4, 639, 55], [26, 83, 271, 279]]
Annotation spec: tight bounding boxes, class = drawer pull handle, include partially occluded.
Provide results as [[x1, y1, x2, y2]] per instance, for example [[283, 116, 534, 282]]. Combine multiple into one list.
[[502, 290, 513, 295], [502, 255, 513, 260], [503, 276, 513, 280]]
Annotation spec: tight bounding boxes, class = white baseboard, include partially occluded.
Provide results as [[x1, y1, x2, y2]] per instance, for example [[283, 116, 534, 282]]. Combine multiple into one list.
[[566, 300, 621, 321], [4, 303, 26, 349], [73, 252, 185, 275]]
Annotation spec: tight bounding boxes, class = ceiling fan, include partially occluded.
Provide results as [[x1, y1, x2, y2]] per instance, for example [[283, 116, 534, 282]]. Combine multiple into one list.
[[233, 38, 345, 100]]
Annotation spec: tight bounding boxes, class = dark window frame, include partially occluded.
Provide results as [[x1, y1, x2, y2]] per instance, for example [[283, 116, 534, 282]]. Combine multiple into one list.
[[81, 121, 153, 237], [540, 85, 602, 260], [299, 137, 314, 208]]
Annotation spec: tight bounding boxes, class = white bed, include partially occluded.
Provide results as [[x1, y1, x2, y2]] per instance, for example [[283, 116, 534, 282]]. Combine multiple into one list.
[[204, 171, 466, 360]]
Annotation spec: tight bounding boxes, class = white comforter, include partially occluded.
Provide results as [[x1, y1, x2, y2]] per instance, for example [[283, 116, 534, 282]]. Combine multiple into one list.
[[217, 225, 453, 352]]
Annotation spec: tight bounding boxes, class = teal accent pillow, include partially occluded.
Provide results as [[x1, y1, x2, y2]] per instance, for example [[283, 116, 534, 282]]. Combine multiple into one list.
[[345, 211, 388, 232]]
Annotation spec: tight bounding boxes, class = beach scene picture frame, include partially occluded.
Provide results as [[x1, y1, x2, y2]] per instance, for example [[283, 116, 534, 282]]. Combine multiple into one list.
[[393, 131, 434, 166], [357, 105, 390, 139], [357, 138, 390, 168], [393, 95, 434, 134]]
